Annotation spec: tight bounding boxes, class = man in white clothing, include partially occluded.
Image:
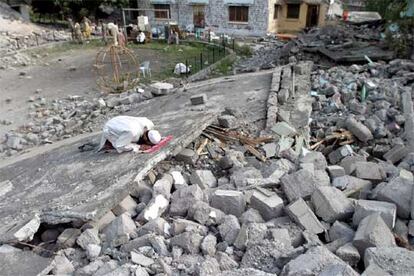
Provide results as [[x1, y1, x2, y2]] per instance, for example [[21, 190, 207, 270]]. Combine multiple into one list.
[[98, 116, 161, 153]]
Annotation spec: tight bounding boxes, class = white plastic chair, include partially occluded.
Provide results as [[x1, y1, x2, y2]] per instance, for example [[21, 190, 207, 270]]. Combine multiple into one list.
[[140, 61, 151, 78]]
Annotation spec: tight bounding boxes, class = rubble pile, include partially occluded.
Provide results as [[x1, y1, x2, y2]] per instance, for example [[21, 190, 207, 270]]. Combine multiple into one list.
[[1, 60, 414, 275], [235, 22, 391, 72], [0, 83, 176, 158]]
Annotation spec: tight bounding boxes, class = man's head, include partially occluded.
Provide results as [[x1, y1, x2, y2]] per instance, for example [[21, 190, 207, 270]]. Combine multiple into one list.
[[143, 130, 161, 145]]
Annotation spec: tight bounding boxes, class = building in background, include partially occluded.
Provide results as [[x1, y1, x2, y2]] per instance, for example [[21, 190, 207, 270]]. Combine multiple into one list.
[[134, 0, 329, 36]]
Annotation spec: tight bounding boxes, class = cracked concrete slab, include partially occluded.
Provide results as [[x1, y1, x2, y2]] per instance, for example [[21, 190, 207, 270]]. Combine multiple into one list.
[[0, 110, 217, 243]]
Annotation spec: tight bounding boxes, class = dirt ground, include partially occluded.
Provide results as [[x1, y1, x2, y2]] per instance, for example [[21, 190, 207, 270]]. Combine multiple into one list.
[[0, 42, 212, 137]]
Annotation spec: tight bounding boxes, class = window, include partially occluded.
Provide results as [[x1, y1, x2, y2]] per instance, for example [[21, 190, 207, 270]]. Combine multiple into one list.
[[287, 4, 300, 19], [193, 5, 205, 28], [274, 4, 280, 19], [154, 4, 170, 19], [229, 6, 249, 23]]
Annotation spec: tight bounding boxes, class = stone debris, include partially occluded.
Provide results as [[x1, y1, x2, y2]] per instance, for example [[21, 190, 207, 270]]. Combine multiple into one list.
[[352, 200, 397, 229], [364, 247, 414, 275], [211, 190, 246, 217], [286, 198, 325, 234], [250, 188, 284, 221], [0, 251, 54, 276]]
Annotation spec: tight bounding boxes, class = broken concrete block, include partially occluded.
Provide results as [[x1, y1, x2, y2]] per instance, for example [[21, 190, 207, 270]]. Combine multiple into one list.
[[383, 144, 407, 164], [135, 266, 150, 276], [354, 161, 386, 182], [57, 228, 81, 248], [201, 233, 217, 256], [153, 174, 173, 198], [345, 116, 373, 142], [13, 215, 40, 242], [328, 145, 353, 164], [171, 218, 208, 236], [52, 254, 75, 275], [218, 115, 239, 129], [211, 189, 246, 217], [239, 208, 265, 224], [300, 151, 328, 170], [311, 186, 354, 223], [281, 246, 357, 276], [175, 148, 198, 165], [364, 247, 414, 275], [314, 170, 331, 186], [285, 198, 325, 234], [218, 215, 240, 245], [336, 243, 360, 267], [112, 195, 138, 217], [340, 155, 367, 175], [86, 244, 101, 260], [281, 169, 327, 202], [234, 223, 268, 250], [151, 82, 174, 96], [353, 200, 397, 229], [102, 213, 136, 247], [131, 252, 154, 267], [361, 264, 390, 276], [170, 231, 203, 254], [92, 211, 116, 231], [327, 165, 346, 178], [373, 177, 413, 219], [263, 143, 277, 158], [0, 251, 54, 276], [271, 121, 297, 137], [353, 213, 396, 256], [333, 175, 372, 197], [250, 188, 284, 221], [137, 217, 169, 237], [218, 268, 276, 276], [197, 256, 221, 276], [170, 184, 204, 217], [190, 93, 207, 105], [143, 194, 169, 221], [188, 200, 225, 226], [318, 263, 359, 276], [409, 220, 414, 236], [216, 252, 238, 271], [231, 167, 262, 188], [190, 170, 217, 189], [170, 170, 187, 189], [0, 245, 20, 253], [329, 221, 355, 242], [76, 228, 100, 250], [270, 228, 292, 247]]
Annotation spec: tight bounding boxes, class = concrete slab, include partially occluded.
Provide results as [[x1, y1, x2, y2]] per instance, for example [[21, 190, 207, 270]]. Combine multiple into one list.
[[0, 251, 53, 276], [0, 110, 217, 243]]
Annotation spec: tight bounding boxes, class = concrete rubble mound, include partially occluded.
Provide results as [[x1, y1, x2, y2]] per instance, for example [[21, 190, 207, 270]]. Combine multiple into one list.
[[0, 19, 414, 275]]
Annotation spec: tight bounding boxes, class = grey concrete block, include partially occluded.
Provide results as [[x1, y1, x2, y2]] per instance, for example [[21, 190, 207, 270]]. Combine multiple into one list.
[[329, 221, 355, 242], [57, 228, 81, 248], [373, 177, 413, 219], [190, 93, 207, 105], [285, 198, 325, 234], [361, 264, 390, 276], [345, 116, 373, 142], [364, 247, 414, 275], [102, 213, 136, 247], [170, 184, 204, 217], [170, 231, 203, 254], [188, 200, 225, 226], [131, 252, 154, 267], [234, 222, 268, 250], [218, 215, 240, 245], [211, 189, 246, 217], [328, 145, 353, 165], [76, 228, 100, 250], [201, 234, 217, 256], [299, 151, 328, 170], [353, 213, 396, 256], [352, 200, 397, 229], [340, 155, 367, 175], [218, 115, 239, 129], [383, 144, 407, 164], [250, 188, 284, 221], [190, 170, 217, 189], [311, 186, 354, 223], [239, 208, 264, 224], [327, 165, 346, 178], [281, 246, 357, 276], [353, 162, 386, 182], [175, 148, 198, 165], [112, 195, 138, 217], [281, 169, 326, 202], [333, 175, 372, 199], [271, 121, 297, 137], [336, 243, 360, 267]]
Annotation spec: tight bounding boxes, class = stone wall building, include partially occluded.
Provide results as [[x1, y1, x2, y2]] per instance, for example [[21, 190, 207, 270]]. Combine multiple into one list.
[[134, 0, 329, 36]]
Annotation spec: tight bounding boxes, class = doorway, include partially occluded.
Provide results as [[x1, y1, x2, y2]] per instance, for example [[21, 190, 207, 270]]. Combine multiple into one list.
[[306, 5, 319, 28], [193, 5, 205, 28]]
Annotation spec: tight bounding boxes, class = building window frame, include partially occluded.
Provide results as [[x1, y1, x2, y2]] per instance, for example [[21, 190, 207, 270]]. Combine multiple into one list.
[[286, 4, 300, 19], [153, 4, 170, 19], [274, 4, 280, 19], [228, 6, 249, 23]]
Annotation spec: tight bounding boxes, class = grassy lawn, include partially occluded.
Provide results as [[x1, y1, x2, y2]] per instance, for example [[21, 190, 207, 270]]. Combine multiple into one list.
[[27, 39, 229, 81]]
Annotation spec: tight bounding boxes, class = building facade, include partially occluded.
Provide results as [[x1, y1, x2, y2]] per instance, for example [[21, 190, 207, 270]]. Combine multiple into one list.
[[134, 0, 328, 36]]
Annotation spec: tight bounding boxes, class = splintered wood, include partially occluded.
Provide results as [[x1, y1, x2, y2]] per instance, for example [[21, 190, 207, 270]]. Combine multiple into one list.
[[310, 129, 354, 150], [202, 125, 273, 162]]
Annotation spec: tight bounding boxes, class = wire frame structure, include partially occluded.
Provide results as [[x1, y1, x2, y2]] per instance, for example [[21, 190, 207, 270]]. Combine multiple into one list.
[[95, 45, 140, 93]]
